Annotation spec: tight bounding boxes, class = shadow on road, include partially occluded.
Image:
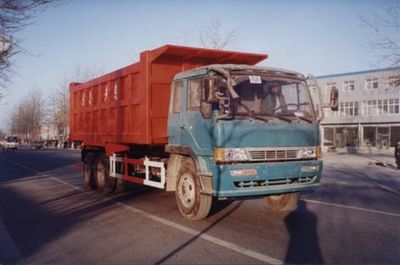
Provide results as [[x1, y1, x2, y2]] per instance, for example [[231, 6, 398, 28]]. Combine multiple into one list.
[[154, 201, 241, 265], [0, 179, 166, 263], [284, 200, 324, 264], [0, 150, 80, 182]]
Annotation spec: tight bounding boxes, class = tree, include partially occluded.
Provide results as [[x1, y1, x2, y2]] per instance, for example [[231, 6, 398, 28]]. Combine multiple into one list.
[[10, 89, 46, 141], [361, 0, 400, 88], [199, 17, 239, 50], [0, 127, 5, 139], [0, 0, 56, 96]]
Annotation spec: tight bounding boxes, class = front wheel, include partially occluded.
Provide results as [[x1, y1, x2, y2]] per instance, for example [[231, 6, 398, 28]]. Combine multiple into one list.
[[175, 159, 212, 220], [266, 192, 300, 212]]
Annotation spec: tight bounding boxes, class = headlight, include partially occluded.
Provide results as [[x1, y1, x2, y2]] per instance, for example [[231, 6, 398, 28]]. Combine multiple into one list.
[[214, 148, 249, 162], [296, 147, 317, 159]]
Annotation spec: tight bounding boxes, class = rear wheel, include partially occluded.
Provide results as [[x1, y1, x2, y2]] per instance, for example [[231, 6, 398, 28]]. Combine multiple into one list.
[[83, 152, 96, 190], [175, 159, 212, 220], [96, 154, 116, 195], [266, 192, 300, 212]]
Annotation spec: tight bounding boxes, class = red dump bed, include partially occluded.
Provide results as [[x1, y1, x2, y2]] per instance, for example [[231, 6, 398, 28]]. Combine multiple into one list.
[[69, 44, 267, 147]]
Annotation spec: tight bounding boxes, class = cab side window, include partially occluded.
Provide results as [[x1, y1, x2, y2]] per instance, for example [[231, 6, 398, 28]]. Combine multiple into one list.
[[172, 81, 183, 113], [188, 77, 212, 118], [187, 78, 201, 111]]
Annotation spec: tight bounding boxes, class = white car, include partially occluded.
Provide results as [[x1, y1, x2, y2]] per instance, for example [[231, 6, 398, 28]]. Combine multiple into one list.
[[0, 136, 20, 151]]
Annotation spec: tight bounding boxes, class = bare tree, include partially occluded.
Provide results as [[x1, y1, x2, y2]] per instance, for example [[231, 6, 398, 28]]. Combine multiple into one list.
[[199, 17, 239, 50], [0, 0, 56, 96], [361, 2, 400, 65], [361, 1, 400, 91], [10, 89, 45, 141], [0, 127, 5, 139]]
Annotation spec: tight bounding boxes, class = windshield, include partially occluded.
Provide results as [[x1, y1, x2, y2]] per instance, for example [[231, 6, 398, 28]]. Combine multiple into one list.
[[230, 76, 316, 121], [6, 136, 19, 143]]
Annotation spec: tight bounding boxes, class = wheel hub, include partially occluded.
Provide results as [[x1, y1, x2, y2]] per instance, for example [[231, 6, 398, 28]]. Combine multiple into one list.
[[178, 174, 195, 209]]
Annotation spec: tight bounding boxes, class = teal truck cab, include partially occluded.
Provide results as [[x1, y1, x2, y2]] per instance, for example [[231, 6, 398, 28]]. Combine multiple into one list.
[[166, 64, 326, 220]]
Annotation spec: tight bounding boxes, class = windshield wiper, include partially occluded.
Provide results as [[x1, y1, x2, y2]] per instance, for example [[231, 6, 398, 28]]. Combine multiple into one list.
[[249, 114, 270, 123], [236, 112, 292, 123], [269, 113, 292, 123]]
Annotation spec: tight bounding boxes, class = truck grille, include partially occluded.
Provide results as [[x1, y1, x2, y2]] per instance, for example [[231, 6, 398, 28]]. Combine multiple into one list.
[[234, 176, 317, 189], [247, 148, 300, 161]]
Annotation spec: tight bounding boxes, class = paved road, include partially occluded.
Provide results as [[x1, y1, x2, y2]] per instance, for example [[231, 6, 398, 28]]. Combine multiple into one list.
[[0, 149, 399, 264]]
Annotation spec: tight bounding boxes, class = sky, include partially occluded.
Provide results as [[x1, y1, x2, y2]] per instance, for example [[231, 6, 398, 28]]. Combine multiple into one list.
[[0, 0, 393, 130]]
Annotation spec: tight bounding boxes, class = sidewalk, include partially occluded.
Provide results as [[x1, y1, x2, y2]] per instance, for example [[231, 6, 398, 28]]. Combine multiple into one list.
[[325, 148, 398, 168]]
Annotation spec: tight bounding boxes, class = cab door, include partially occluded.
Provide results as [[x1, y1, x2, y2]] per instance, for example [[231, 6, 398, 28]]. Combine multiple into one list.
[[181, 76, 213, 155], [168, 80, 184, 145]]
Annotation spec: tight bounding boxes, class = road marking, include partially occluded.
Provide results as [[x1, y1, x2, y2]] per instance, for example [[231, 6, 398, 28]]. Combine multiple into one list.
[[304, 199, 400, 218], [0, 156, 282, 265]]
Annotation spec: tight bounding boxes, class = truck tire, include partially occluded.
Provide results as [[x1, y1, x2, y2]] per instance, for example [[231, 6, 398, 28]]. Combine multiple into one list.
[[95, 154, 116, 195], [266, 192, 300, 212], [83, 152, 97, 190], [175, 159, 212, 220]]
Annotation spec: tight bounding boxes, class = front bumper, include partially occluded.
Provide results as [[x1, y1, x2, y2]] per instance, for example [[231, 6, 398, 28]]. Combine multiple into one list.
[[212, 160, 323, 198]]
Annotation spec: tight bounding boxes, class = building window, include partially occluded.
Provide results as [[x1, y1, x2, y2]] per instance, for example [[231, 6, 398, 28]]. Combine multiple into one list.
[[343, 80, 355, 92], [323, 127, 334, 147], [389, 98, 400, 113], [391, 126, 400, 147], [364, 126, 390, 149], [364, 127, 376, 147], [335, 127, 358, 147], [362, 98, 399, 115], [365, 77, 378, 90], [387, 75, 400, 88], [377, 127, 390, 149], [326, 82, 336, 94], [339, 101, 359, 116]]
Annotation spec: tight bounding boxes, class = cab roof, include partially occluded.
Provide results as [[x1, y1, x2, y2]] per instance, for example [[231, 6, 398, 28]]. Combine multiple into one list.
[[174, 64, 305, 80]]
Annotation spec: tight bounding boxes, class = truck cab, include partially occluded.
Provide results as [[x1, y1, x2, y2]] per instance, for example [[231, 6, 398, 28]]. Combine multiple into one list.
[[167, 64, 323, 219]]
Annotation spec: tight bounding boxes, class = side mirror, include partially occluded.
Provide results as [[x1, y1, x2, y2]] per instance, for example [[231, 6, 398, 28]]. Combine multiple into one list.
[[330, 88, 339, 111], [306, 74, 324, 122]]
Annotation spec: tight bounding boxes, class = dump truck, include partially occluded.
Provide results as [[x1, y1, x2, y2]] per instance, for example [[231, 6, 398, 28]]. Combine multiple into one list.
[[70, 44, 336, 220]]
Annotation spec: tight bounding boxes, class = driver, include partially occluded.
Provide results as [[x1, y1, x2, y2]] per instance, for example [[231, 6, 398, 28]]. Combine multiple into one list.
[[261, 82, 282, 114]]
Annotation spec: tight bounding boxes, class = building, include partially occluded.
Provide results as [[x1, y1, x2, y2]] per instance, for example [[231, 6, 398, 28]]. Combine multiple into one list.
[[40, 123, 59, 141], [314, 67, 400, 151]]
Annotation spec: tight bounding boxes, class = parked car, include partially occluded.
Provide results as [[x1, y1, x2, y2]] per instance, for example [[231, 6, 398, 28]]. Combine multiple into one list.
[[32, 140, 45, 150]]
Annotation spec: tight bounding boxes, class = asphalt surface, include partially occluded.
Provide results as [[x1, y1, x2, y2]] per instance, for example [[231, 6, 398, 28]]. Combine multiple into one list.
[[0, 149, 399, 264]]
